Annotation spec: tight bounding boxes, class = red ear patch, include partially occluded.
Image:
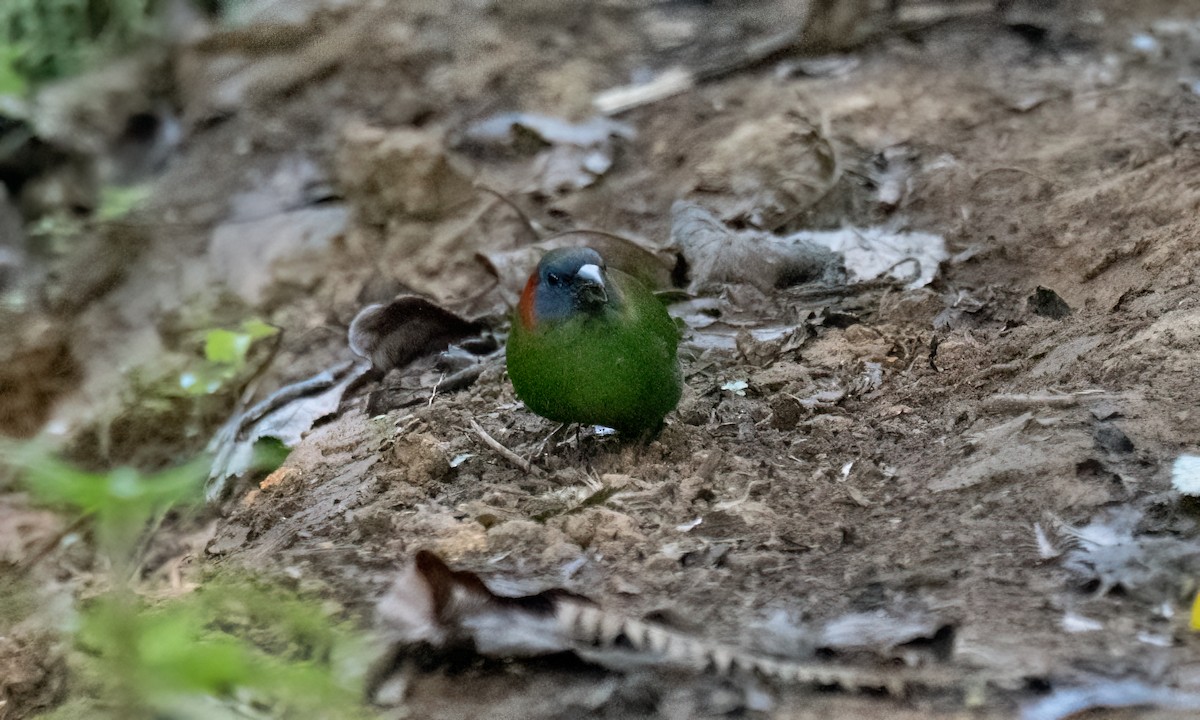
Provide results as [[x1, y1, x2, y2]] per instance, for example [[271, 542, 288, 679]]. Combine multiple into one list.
[[518, 272, 539, 329]]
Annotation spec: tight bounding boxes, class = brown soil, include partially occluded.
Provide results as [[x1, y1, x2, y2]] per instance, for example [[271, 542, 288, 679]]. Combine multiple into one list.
[[4, 0, 1200, 718]]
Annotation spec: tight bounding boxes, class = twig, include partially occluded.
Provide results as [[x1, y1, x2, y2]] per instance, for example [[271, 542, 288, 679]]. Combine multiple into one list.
[[129, 506, 172, 584], [474, 184, 542, 243], [594, 67, 696, 115], [470, 418, 533, 473], [428, 373, 445, 407], [17, 512, 91, 575], [894, 1, 994, 29], [983, 391, 1113, 412], [593, 10, 811, 115], [972, 166, 1056, 190], [537, 422, 571, 453], [540, 227, 648, 247]]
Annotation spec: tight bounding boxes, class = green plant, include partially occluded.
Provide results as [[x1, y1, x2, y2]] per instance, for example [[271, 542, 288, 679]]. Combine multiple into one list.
[[179, 319, 279, 395], [54, 581, 372, 720], [2, 445, 373, 719], [0, 0, 161, 86], [6, 445, 205, 562], [24, 185, 152, 256], [0, 44, 26, 96], [95, 183, 152, 222], [0, 1, 251, 89]]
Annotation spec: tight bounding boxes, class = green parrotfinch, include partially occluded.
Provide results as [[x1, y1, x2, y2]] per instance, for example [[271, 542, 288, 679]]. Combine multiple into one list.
[[506, 247, 681, 435]]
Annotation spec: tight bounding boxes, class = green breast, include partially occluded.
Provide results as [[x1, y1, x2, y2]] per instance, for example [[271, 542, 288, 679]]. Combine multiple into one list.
[[506, 273, 681, 434]]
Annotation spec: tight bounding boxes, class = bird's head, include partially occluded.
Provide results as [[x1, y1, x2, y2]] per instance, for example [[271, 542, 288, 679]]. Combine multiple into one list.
[[518, 247, 611, 328]]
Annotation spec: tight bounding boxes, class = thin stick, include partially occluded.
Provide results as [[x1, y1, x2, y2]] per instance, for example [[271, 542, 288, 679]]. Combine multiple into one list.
[[535, 422, 571, 456], [17, 512, 90, 574], [593, 10, 810, 115], [982, 392, 1113, 412], [427, 373, 445, 407], [470, 418, 533, 473], [474, 184, 542, 243], [593, 66, 696, 115], [539, 227, 649, 247], [972, 166, 1056, 190]]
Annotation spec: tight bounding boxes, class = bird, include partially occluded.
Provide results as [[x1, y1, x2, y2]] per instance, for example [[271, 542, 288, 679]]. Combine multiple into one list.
[[506, 246, 681, 436]]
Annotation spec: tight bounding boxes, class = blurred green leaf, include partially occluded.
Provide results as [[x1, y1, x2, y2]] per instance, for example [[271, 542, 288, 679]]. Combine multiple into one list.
[[96, 184, 152, 222], [203, 329, 249, 365], [203, 320, 278, 366], [0, 0, 162, 86], [29, 213, 86, 247], [241, 318, 278, 341], [252, 437, 289, 475], [0, 44, 26, 96], [69, 581, 372, 719], [185, 319, 279, 395], [1, 442, 205, 557], [6, 444, 203, 515], [5, 439, 373, 719]]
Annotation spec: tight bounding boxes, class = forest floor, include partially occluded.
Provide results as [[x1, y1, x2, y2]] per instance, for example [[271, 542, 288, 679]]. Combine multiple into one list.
[[3, 0, 1200, 718]]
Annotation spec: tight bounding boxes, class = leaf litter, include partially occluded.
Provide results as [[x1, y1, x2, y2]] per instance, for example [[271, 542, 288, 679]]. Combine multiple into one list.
[[672, 201, 947, 293], [7, 1, 1200, 718], [460, 113, 635, 195], [207, 296, 489, 499], [369, 550, 968, 706]]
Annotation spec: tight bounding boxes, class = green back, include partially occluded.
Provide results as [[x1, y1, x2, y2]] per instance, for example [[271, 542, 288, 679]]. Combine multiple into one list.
[[507, 269, 680, 434]]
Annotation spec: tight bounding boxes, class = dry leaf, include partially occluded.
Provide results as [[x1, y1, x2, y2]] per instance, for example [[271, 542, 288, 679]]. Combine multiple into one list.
[[208, 297, 485, 499], [373, 550, 573, 659], [461, 113, 634, 195], [206, 359, 369, 500], [1055, 506, 1200, 600], [1023, 680, 1200, 720], [671, 202, 845, 294], [790, 226, 947, 289], [818, 610, 946, 652]]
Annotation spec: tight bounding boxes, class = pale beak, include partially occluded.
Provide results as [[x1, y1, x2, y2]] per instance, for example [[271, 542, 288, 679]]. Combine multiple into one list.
[[576, 264, 604, 287], [575, 263, 607, 305]]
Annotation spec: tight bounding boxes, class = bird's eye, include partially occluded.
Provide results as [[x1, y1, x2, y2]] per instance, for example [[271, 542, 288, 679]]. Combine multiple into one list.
[[547, 273, 562, 286]]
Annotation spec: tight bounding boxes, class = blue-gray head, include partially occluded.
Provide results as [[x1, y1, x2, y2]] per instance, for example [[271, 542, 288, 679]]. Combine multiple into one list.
[[518, 247, 610, 327]]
